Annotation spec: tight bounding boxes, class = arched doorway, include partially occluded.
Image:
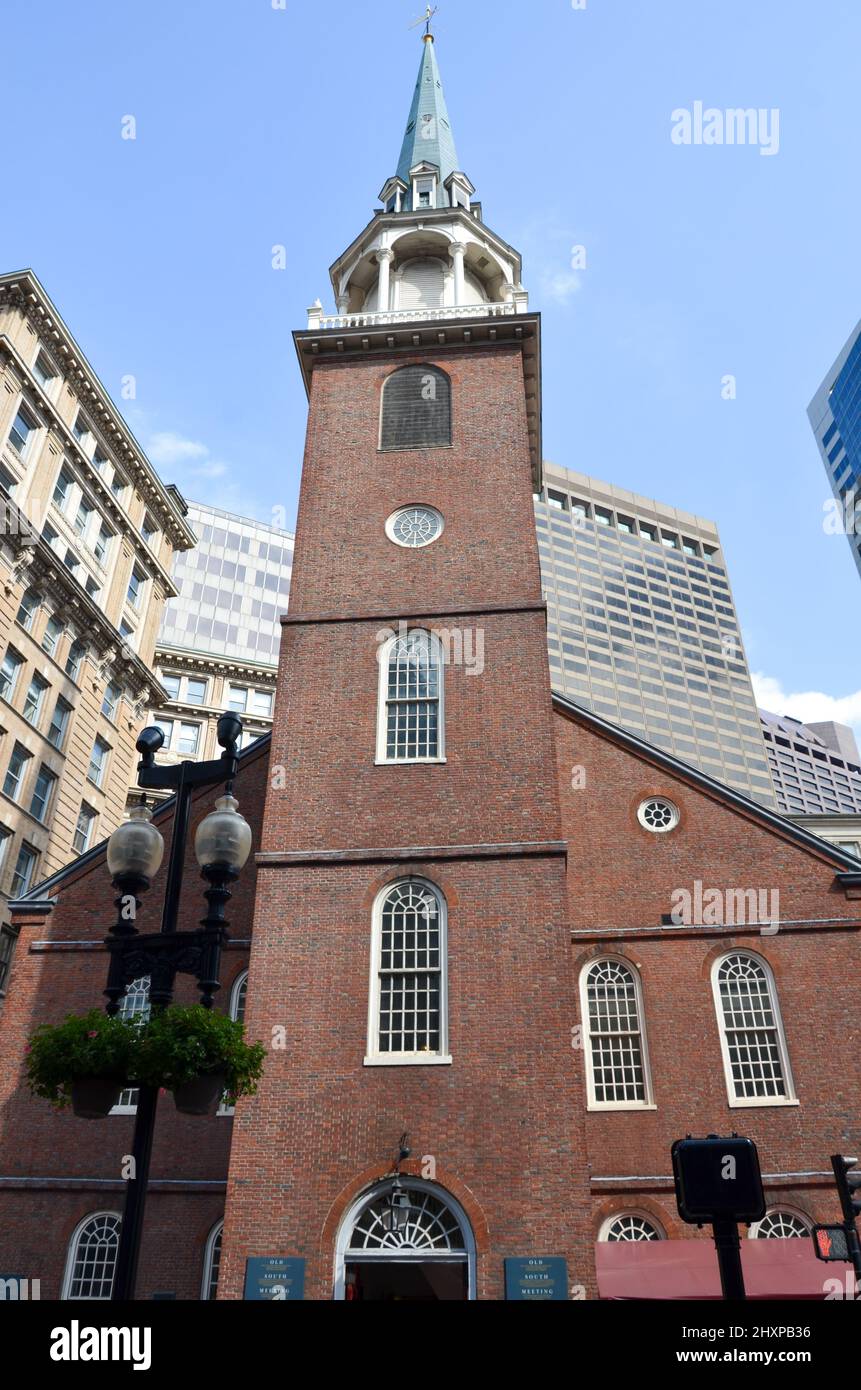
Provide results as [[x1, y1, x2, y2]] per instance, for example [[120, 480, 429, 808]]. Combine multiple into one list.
[[334, 1179, 475, 1301]]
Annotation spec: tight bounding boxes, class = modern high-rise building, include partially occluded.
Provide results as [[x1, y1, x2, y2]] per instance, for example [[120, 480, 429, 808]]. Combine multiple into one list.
[[139, 500, 294, 796], [759, 709, 861, 816], [0, 269, 195, 997], [535, 463, 777, 806], [809, 318, 861, 581]]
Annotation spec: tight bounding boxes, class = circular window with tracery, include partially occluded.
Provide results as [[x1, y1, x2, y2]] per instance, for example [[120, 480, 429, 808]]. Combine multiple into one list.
[[602, 1214, 663, 1242], [386, 505, 444, 549], [637, 798, 680, 833]]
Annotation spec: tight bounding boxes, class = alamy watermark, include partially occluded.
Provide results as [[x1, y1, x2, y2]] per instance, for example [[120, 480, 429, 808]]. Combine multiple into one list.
[[669, 880, 780, 934], [671, 103, 780, 157]]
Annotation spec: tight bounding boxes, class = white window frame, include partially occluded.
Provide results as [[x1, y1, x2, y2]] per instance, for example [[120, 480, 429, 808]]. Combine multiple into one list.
[[579, 956, 655, 1112], [748, 1207, 812, 1239], [375, 629, 446, 766], [598, 1211, 666, 1242], [201, 1219, 224, 1299], [73, 803, 97, 855], [334, 1179, 475, 1301], [711, 951, 797, 1109], [365, 877, 451, 1067], [111, 976, 151, 1114], [61, 1211, 122, 1300], [218, 970, 249, 1117]]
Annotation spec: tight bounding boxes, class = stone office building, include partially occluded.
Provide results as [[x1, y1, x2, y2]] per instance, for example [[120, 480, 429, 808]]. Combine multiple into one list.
[[136, 499, 294, 802], [0, 35, 859, 1302], [0, 271, 195, 997]]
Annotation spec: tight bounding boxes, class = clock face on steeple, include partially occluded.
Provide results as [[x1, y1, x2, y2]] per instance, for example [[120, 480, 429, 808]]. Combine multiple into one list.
[[386, 505, 444, 549]]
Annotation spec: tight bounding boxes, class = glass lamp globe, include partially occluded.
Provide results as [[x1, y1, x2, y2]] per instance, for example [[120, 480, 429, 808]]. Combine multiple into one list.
[[194, 794, 253, 872], [107, 804, 165, 881]]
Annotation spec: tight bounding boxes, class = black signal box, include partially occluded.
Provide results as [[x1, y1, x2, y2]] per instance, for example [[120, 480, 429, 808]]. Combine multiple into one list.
[[672, 1136, 766, 1225]]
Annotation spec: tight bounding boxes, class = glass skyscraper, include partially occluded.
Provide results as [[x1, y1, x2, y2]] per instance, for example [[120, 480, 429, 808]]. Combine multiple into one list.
[[535, 464, 777, 806], [158, 501, 294, 665], [809, 318, 861, 581]]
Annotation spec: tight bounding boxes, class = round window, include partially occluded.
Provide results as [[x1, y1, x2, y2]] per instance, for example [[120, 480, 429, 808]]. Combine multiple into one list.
[[637, 798, 680, 833], [386, 505, 444, 549]]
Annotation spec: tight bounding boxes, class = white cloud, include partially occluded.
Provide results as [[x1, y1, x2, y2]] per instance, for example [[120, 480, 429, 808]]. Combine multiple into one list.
[[752, 672, 861, 745], [146, 431, 209, 466], [538, 269, 583, 305]]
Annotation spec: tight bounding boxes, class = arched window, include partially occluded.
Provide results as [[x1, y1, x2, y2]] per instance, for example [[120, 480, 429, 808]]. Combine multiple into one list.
[[580, 958, 652, 1109], [366, 879, 449, 1065], [112, 976, 151, 1113], [380, 365, 451, 451], [599, 1213, 664, 1242], [712, 953, 794, 1105], [376, 629, 444, 764], [201, 1220, 223, 1299], [749, 1210, 811, 1239], [218, 970, 249, 1117], [62, 1212, 121, 1299], [335, 1179, 474, 1300]]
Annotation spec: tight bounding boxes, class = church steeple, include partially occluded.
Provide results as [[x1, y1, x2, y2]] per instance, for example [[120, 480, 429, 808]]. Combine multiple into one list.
[[388, 33, 464, 214], [312, 28, 528, 329]]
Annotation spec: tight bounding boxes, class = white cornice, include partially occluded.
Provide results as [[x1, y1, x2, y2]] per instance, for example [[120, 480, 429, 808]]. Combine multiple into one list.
[[0, 270, 197, 550]]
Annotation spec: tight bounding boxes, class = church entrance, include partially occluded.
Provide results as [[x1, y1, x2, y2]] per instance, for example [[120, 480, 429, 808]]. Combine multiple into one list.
[[336, 1179, 474, 1301]]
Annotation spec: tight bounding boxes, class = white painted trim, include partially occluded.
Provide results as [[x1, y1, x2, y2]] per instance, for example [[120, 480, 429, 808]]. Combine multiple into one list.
[[365, 877, 449, 1064], [578, 956, 655, 1109], [598, 1210, 666, 1242], [375, 629, 445, 765], [200, 1219, 224, 1299], [748, 1206, 812, 1239], [61, 1209, 122, 1300], [710, 950, 796, 1107], [332, 1178, 475, 1301]]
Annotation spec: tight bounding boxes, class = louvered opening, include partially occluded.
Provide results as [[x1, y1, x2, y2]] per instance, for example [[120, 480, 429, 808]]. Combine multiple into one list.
[[380, 366, 452, 451]]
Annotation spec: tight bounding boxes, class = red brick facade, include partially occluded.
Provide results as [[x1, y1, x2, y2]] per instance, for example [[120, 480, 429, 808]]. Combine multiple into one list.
[[0, 328, 859, 1301]]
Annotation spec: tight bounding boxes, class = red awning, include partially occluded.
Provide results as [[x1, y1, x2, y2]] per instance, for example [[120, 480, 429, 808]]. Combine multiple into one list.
[[596, 1238, 841, 1300]]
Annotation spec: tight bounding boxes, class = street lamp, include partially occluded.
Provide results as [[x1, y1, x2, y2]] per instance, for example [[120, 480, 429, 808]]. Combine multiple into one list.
[[103, 712, 251, 1301]]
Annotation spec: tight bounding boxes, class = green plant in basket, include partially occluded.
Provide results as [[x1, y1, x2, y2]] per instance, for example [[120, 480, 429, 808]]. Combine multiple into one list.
[[25, 1010, 140, 1116], [135, 1004, 265, 1114]]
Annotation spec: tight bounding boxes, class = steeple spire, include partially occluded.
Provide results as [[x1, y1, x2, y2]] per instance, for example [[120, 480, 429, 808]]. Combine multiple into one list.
[[393, 29, 460, 211]]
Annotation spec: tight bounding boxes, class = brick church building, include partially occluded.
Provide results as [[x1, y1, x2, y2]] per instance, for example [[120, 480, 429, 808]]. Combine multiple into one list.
[[0, 32, 859, 1302]]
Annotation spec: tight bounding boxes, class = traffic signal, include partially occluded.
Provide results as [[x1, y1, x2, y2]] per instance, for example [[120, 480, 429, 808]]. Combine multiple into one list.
[[812, 1224, 851, 1263], [672, 1136, 766, 1225], [831, 1155, 861, 1225]]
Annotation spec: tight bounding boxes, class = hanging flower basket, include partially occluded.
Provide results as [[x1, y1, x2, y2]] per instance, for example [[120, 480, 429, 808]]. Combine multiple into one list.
[[25, 1010, 138, 1116], [70, 1077, 125, 1119], [135, 1005, 265, 1115], [172, 1072, 227, 1116]]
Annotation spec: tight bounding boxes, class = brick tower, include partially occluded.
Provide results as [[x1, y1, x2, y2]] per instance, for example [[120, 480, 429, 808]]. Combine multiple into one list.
[[219, 28, 592, 1301]]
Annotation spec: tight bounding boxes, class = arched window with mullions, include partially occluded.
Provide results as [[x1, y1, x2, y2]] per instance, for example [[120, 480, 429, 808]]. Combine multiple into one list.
[[62, 1212, 121, 1300], [376, 629, 444, 764], [379, 365, 451, 451], [580, 958, 653, 1109], [218, 970, 249, 1117], [712, 952, 795, 1106], [366, 879, 450, 1066], [201, 1220, 223, 1300]]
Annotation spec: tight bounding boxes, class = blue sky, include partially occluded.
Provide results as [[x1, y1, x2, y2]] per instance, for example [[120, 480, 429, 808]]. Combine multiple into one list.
[[3, 0, 860, 736]]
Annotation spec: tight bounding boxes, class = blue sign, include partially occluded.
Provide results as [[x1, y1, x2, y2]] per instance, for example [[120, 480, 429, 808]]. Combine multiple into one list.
[[504, 1257, 568, 1301], [244, 1257, 305, 1301]]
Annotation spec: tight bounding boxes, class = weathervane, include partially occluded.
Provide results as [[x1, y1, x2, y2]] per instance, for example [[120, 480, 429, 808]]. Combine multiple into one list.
[[409, 5, 438, 38]]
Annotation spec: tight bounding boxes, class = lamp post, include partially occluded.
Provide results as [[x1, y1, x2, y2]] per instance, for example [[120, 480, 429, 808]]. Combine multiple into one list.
[[104, 712, 253, 1302]]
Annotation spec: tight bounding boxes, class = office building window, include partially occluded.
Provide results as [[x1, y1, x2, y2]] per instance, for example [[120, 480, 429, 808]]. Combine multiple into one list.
[[41, 615, 64, 658], [101, 683, 121, 721], [23, 673, 49, 726], [10, 842, 39, 897], [65, 641, 86, 681], [73, 803, 97, 854], [47, 696, 73, 750], [3, 743, 33, 802], [87, 736, 110, 788], [29, 765, 57, 823], [0, 647, 24, 702], [9, 405, 37, 457], [16, 588, 41, 632]]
